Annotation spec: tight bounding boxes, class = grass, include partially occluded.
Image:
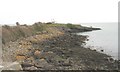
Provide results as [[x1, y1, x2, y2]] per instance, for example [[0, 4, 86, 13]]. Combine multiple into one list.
[[47, 23, 81, 29], [46, 23, 66, 27], [2, 22, 82, 44]]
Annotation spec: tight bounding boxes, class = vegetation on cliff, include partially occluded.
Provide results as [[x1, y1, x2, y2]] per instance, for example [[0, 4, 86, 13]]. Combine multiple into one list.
[[2, 22, 100, 44]]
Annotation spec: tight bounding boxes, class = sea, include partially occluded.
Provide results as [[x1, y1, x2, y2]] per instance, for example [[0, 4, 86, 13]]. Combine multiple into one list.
[[77, 23, 118, 60]]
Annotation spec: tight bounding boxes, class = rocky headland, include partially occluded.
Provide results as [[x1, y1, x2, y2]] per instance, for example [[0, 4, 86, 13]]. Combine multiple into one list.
[[1, 22, 118, 70]]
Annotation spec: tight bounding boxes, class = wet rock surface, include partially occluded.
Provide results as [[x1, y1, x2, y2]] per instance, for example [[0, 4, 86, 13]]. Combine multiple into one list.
[[2, 26, 118, 70]]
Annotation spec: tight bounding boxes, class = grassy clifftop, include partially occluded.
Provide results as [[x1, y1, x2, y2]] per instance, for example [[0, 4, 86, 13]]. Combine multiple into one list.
[[2, 22, 101, 44], [2, 22, 81, 44]]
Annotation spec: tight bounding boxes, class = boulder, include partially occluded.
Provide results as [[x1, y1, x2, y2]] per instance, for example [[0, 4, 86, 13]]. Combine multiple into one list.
[[16, 55, 26, 62], [34, 50, 41, 56], [34, 59, 50, 68], [23, 66, 37, 70], [2, 62, 22, 70]]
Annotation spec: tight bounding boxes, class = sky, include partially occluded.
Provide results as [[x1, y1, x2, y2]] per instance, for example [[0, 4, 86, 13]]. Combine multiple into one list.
[[0, 0, 119, 25]]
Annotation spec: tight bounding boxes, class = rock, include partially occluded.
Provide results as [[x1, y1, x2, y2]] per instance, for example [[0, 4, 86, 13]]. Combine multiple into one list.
[[93, 49, 96, 51], [33, 50, 44, 59], [2, 62, 23, 70], [86, 39, 89, 41], [0, 65, 3, 68], [34, 50, 41, 56], [23, 66, 37, 70], [16, 55, 26, 62], [21, 62, 34, 67], [101, 49, 104, 52], [107, 57, 114, 63], [19, 42, 22, 45], [63, 58, 71, 66], [16, 22, 20, 26], [24, 57, 35, 64], [45, 51, 54, 54], [34, 59, 50, 68], [0, 65, 3, 72], [2, 24, 118, 70]]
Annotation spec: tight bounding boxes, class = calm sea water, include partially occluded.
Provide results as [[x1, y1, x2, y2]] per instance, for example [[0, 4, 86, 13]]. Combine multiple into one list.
[[77, 23, 118, 60]]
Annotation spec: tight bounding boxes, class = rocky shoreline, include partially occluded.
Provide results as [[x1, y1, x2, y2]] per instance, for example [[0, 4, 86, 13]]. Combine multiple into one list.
[[2, 23, 118, 70]]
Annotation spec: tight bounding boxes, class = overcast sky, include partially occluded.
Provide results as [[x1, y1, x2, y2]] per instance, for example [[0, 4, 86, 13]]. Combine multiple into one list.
[[0, 0, 119, 25]]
